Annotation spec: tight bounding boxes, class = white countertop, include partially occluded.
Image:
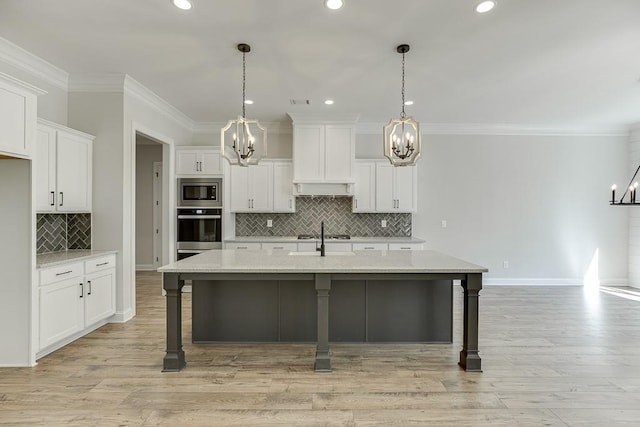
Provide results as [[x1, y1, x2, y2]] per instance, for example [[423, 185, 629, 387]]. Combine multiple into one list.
[[225, 236, 425, 244], [36, 250, 118, 268], [158, 249, 487, 274]]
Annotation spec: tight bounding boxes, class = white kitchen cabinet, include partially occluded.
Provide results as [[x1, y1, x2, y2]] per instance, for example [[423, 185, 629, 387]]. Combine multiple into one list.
[[376, 163, 417, 213], [324, 242, 353, 252], [37, 254, 116, 357], [36, 120, 93, 212], [226, 242, 261, 250], [353, 161, 376, 212], [0, 73, 41, 159], [176, 148, 222, 176], [273, 161, 295, 212], [292, 124, 355, 184], [388, 243, 424, 251], [230, 163, 273, 212]]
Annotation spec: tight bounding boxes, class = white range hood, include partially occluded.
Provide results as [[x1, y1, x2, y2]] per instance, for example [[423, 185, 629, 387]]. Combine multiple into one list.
[[293, 181, 354, 196]]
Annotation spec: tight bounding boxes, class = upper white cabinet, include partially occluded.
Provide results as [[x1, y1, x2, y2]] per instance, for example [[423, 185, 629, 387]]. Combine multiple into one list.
[[230, 163, 273, 212], [36, 120, 93, 213], [176, 147, 222, 176], [376, 163, 417, 213], [292, 123, 355, 190], [0, 73, 42, 159], [273, 161, 295, 212], [353, 161, 376, 213]]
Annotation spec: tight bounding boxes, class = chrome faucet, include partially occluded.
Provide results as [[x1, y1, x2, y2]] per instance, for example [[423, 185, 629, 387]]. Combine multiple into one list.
[[316, 221, 326, 257]]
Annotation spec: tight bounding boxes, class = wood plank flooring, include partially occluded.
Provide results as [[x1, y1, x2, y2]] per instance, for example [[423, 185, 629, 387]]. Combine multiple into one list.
[[1, 272, 640, 426]]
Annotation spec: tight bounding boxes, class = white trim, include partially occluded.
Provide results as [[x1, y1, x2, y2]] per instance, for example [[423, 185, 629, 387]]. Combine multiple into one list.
[[152, 161, 163, 269], [136, 264, 156, 271], [484, 278, 583, 286], [37, 118, 95, 140], [288, 112, 360, 124], [124, 76, 194, 131], [0, 71, 47, 96], [0, 37, 68, 91], [111, 308, 134, 323], [356, 122, 630, 137], [68, 73, 126, 93]]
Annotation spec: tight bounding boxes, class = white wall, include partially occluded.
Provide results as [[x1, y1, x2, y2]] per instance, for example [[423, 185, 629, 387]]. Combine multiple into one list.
[[135, 142, 162, 268], [0, 159, 33, 366], [192, 128, 293, 159], [628, 124, 640, 288]]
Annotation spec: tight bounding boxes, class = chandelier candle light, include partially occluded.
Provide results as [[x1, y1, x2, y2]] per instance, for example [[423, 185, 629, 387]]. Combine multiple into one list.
[[610, 163, 640, 205], [383, 44, 421, 167], [221, 43, 267, 167]]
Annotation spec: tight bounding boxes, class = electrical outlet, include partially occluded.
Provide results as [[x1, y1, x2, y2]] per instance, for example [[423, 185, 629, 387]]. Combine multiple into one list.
[[267, 219, 273, 228], [381, 220, 387, 228], [441, 220, 447, 228], [503, 260, 509, 269]]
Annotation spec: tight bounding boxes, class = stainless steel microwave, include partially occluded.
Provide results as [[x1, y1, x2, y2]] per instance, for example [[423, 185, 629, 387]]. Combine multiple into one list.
[[178, 178, 222, 208]]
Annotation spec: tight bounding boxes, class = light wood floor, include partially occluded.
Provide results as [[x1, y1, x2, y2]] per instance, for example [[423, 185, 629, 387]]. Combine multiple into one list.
[[2, 273, 640, 426]]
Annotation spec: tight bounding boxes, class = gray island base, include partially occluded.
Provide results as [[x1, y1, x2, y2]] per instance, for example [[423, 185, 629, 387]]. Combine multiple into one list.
[[159, 249, 487, 373]]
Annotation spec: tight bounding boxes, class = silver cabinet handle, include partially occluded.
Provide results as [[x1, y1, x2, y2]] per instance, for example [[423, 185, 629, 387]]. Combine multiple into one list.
[[56, 270, 73, 276], [272, 246, 284, 250], [355, 199, 358, 209], [79, 283, 84, 298], [364, 247, 375, 250], [50, 191, 55, 206], [59, 192, 64, 206], [289, 199, 292, 209], [400, 247, 411, 250], [96, 262, 109, 267], [178, 215, 221, 219], [248, 199, 251, 209], [87, 280, 92, 295], [237, 246, 248, 249]]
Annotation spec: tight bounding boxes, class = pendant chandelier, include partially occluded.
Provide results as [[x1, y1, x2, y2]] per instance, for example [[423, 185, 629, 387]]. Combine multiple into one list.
[[610, 163, 640, 206], [221, 43, 267, 167], [383, 44, 421, 167]]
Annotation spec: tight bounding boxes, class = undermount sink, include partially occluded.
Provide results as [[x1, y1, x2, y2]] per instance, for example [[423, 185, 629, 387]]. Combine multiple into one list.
[[288, 251, 356, 256]]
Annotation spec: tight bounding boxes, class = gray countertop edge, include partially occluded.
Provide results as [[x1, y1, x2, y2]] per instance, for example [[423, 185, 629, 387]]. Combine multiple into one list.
[[225, 236, 426, 244], [37, 250, 118, 269]]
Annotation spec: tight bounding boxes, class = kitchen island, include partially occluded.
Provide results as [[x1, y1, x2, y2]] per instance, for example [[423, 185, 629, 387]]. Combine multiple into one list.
[[158, 249, 487, 373]]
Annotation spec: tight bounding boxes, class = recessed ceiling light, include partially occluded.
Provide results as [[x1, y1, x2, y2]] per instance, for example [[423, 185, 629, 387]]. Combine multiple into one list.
[[404, 100, 414, 106], [325, 0, 344, 10], [244, 100, 254, 105], [172, 0, 192, 10], [475, 1, 496, 13], [324, 100, 334, 105]]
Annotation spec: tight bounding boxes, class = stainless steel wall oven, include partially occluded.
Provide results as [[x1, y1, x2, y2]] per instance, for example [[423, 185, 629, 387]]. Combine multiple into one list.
[[176, 208, 222, 260]]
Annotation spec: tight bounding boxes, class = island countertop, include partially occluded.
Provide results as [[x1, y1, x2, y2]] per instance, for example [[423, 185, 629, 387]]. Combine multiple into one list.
[[158, 249, 487, 274]]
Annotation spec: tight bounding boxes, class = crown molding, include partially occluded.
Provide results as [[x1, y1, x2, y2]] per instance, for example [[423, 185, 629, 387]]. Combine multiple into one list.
[[194, 121, 292, 135], [68, 73, 126, 92], [0, 37, 68, 91], [356, 122, 630, 137], [287, 112, 360, 124], [0, 71, 47, 95]]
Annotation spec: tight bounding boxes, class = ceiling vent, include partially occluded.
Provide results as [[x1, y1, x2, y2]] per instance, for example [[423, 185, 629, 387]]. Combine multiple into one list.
[[290, 99, 311, 105]]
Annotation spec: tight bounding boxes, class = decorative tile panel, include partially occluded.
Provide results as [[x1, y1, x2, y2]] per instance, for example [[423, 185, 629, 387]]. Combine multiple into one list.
[[37, 213, 91, 254], [236, 196, 411, 237]]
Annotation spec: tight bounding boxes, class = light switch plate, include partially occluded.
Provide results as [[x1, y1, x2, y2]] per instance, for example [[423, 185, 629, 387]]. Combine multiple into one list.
[[267, 219, 273, 227], [381, 220, 387, 228]]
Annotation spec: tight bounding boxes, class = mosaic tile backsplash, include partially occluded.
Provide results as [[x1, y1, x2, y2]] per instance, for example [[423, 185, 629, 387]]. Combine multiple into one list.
[[236, 196, 411, 237], [37, 213, 92, 254]]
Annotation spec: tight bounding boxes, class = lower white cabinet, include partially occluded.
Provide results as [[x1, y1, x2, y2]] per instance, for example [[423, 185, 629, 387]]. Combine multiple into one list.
[[226, 242, 261, 250], [38, 254, 116, 356], [262, 242, 298, 251]]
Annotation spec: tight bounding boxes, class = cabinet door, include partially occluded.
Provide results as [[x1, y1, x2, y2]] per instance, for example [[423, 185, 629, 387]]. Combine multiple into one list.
[[56, 131, 91, 212], [229, 165, 250, 212], [35, 126, 57, 212], [273, 162, 295, 212], [0, 80, 32, 158], [394, 166, 416, 212], [85, 270, 116, 326], [176, 150, 199, 175], [324, 126, 354, 182], [293, 125, 324, 181], [200, 150, 222, 175], [249, 163, 273, 211], [39, 278, 85, 350], [353, 162, 376, 212], [375, 163, 395, 212]]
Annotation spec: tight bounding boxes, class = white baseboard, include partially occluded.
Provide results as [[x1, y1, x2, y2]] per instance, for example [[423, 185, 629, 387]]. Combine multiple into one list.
[[0, 362, 37, 367], [484, 278, 582, 286], [136, 264, 156, 271], [111, 308, 134, 323], [600, 278, 630, 286]]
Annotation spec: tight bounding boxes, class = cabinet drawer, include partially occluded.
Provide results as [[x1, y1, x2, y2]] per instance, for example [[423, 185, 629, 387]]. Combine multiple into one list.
[[352, 243, 388, 251], [261, 242, 298, 251], [297, 242, 318, 252], [40, 262, 83, 286], [325, 242, 353, 252], [85, 254, 116, 274], [226, 242, 261, 250], [388, 243, 424, 251]]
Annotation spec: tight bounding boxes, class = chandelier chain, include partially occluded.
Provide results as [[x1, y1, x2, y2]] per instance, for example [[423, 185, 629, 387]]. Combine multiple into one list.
[[401, 52, 406, 119], [242, 51, 246, 118]]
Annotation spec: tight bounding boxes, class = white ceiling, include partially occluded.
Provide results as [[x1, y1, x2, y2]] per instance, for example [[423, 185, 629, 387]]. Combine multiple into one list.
[[1, 0, 639, 129]]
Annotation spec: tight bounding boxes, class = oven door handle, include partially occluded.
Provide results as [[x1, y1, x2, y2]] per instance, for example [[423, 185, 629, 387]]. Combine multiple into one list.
[[177, 215, 221, 219], [177, 250, 209, 254]]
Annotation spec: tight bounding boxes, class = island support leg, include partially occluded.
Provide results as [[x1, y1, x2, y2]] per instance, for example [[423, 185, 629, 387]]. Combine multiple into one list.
[[315, 273, 331, 372], [163, 273, 186, 372], [459, 273, 482, 372]]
